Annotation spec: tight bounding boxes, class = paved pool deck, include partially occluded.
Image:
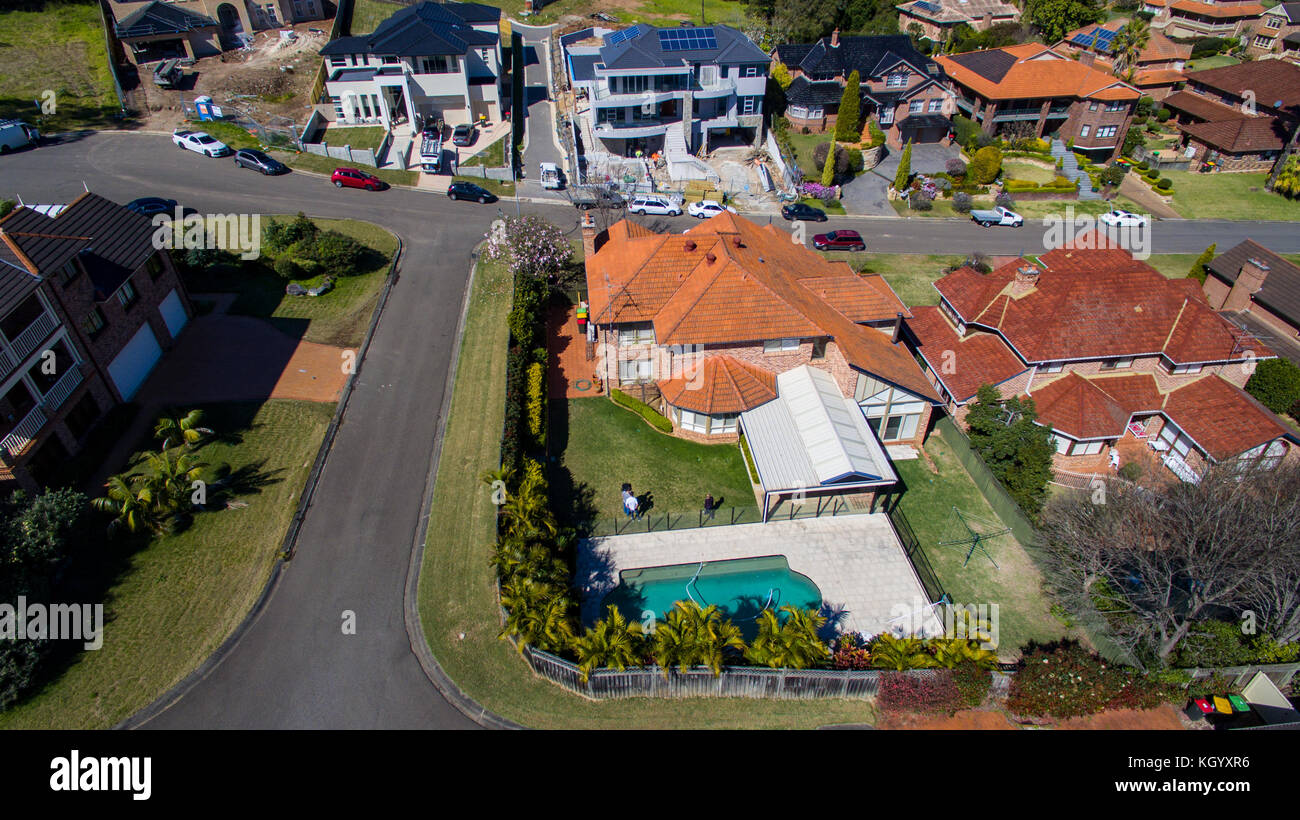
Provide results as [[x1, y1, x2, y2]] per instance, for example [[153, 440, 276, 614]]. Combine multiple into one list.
[[575, 514, 944, 638]]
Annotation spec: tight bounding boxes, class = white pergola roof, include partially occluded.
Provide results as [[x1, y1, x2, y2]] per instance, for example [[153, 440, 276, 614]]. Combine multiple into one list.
[[740, 365, 897, 494]]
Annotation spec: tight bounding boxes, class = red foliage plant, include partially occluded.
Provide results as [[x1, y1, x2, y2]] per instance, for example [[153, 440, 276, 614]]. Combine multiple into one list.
[[878, 670, 961, 715]]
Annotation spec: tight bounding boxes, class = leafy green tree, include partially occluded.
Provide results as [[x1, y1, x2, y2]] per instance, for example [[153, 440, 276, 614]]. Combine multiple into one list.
[[745, 606, 830, 668], [835, 71, 862, 142], [893, 139, 913, 191], [821, 139, 837, 186], [498, 576, 575, 653], [964, 384, 1057, 516], [573, 605, 645, 682], [263, 212, 318, 255], [1188, 243, 1216, 283], [771, 61, 793, 91], [1245, 357, 1300, 415], [1024, 0, 1104, 43], [1272, 153, 1300, 198], [0, 200, 15, 219], [154, 408, 212, 451], [969, 145, 1003, 184]]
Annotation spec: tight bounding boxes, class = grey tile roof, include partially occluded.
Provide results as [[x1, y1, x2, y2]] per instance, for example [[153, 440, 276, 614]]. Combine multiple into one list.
[[0, 243, 41, 321], [595, 24, 769, 71], [114, 0, 216, 38], [776, 35, 939, 82], [321, 1, 498, 58], [785, 77, 847, 107], [1208, 239, 1300, 325], [946, 48, 1017, 83]]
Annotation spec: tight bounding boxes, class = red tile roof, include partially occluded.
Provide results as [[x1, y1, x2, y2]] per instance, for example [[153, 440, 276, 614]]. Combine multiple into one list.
[[1163, 89, 1251, 122], [1181, 116, 1288, 153], [1028, 372, 1164, 439], [906, 305, 1027, 402], [1163, 375, 1289, 460], [1170, 0, 1266, 18], [657, 354, 778, 414], [587, 212, 939, 400]]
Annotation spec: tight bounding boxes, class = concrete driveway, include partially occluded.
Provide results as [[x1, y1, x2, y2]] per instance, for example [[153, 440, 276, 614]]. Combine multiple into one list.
[[872, 142, 960, 183], [839, 172, 894, 216]]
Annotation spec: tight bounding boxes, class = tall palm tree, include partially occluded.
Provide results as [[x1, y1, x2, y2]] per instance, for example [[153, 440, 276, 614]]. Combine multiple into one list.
[[573, 605, 645, 682], [746, 606, 831, 669], [1112, 19, 1150, 77], [93, 474, 160, 535], [154, 408, 212, 451], [869, 633, 938, 671]]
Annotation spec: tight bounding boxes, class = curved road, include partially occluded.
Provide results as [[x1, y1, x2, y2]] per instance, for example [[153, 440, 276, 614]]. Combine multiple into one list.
[[2, 133, 1298, 728]]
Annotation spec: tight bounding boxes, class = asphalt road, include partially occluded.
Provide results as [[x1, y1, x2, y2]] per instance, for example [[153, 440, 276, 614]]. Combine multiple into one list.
[[2, 132, 1298, 728]]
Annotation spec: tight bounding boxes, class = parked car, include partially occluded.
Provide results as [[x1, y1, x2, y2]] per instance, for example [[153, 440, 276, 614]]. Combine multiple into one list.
[[812, 229, 866, 251], [687, 199, 736, 219], [781, 202, 828, 222], [970, 205, 1023, 227], [447, 181, 497, 203], [172, 129, 231, 157], [1098, 208, 1149, 228], [233, 148, 286, 175], [331, 167, 386, 191], [539, 162, 564, 190], [0, 119, 40, 154], [125, 197, 178, 217], [629, 195, 682, 216], [451, 123, 476, 147], [570, 188, 625, 210]]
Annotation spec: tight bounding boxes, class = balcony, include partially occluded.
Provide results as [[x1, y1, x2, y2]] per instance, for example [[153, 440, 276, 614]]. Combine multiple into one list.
[[41, 365, 84, 412], [593, 119, 670, 139], [0, 309, 59, 375], [592, 77, 733, 106], [1, 405, 47, 458], [991, 107, 1046, 122]]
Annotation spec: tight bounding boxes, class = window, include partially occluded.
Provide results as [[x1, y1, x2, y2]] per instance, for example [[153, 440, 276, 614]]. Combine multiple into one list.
[[742, 96, 756, 115], [909, 100, 923, 114], [1266, 15, 1283, 28], [1100, 357, 1132, 370], [1074, 440, 1104, 456], [145, 253, 164, 280], [1158, 421, 1193, 458], [1096, 125, 1118, 139], [763, 338, 799, 353], [679, 408, 708, 433], [789, 105, 809, 119], [713, 413, 738, 434], [330, 56, 347, 67], [878, 108, 893, 124], [1079, 124, 1091, 138], [1169, 362, 1202, 375], [80, 307, 105, 337], [1041, 362, 1063, 373], [886, 74, 906, 88], [619, 325, 655, 345], [1106, 102, 1125, 112], [857, 377, 926, 442], [1053, 434, 1071, 454], [417, 55, 456, 74], [1088, 102, 1098, 111], [618, 358, 653, 382], [1254, 36, 1274, 48], [928, 98, 943, 112], [58, 259, 80, 285], [116, 278, 138, 310], [742, 65, 760, 77]]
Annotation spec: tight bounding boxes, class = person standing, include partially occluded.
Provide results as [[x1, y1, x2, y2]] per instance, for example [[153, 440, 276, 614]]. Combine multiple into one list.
[[626, 493, 640, 520], [703, 493, 715, 521], [621, 485, 633, 517]]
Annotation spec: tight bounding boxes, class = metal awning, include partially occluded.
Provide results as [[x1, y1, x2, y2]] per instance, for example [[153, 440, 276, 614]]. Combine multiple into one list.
[[740, 366, 897, 520]]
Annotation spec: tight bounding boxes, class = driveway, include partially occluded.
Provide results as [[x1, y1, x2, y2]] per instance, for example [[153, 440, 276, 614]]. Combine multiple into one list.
[[872, 142, 960, 183], [519, 34, 565, 198], [839, 172, 893, 216]]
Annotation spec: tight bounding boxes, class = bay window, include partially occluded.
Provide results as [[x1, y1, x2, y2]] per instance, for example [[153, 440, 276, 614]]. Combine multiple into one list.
[[675, 408, 738, 435], [856, 376, 926, 442]]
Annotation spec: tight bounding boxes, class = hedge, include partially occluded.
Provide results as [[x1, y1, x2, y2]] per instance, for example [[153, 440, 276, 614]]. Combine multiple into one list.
[[738, 434, 760, 483], [611, 389, 673, 433], [526, 360, 546, 448]]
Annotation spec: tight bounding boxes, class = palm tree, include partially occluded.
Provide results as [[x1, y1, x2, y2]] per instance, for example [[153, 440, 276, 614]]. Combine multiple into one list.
[[746, 606, 831, 669], [93, 474, 160, 536], [869, 633, 938, 670], [138, 449, 207, 512], [651, 601, 745, 677], [498, 576, 575, 653], [154, 408, 212, 451], [573, 605, 645, 682], [1112, 19, 1150, 77], [500, 476, 557, 541], [931, 638, 1000, 670]]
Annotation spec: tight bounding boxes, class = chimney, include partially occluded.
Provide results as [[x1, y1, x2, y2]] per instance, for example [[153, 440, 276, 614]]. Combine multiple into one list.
[[892, 311, 903, 343], [581, 212, 597, 258], [731, 236, 742, 248], [684, 239, 697, 252], [1224, 257, 1270, 312], [1011, 264, 1041, 296], [1078, 50, 1096, 68], [831, 28, 840, 48]]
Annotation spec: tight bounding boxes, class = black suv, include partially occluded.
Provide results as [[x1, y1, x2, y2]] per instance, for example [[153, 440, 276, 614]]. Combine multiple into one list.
[[447, 181, 497, 203], [780, 202, 828, 222], [233, 148, 287, 175]]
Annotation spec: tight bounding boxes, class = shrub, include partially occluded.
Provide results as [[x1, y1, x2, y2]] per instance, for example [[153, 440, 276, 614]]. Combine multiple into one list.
[[835, 70, 862, 142], [1188, 243, 1215, 283], [1173, 620, 1300, 668], [182, 245, 230, 271], [908, 191, 933, 211], [847, 148, 864, 174], [1136, 160, 1150, 171], [273, 255, 304, 280], [0, 200, 14, 219], [1098, 165, 1126, 187], [829, 633, 872, 670], [312, 230, 367, 273], [969, 145, 1003, 184], [1007, 640, 1178, 718], [865, 120, 886, 148], [878, 671, 962, 715], [1156, 108, 1172, 123], [610, 389, 672, 433], [264, 212, 318, 255], [1191, 36, 1227, 59], [526, 360, 546, 447], [995, 191, 1015, 209], [1156, 177, 1172, 190], [953, 114, 980, 148], [1245, 357, 1300, 414], [1118, 461, 1143, 482], [801, 181, 837, 202], [952, 192, 973, 213], [952, 662, 993, 709], [501, 346, 528, 473], [894, 139, 913, 191], [933, 176, 952, 192], [946, 158, 967, 177]]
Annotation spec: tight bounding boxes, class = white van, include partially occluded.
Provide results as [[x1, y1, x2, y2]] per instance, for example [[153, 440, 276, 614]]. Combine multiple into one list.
[[0, 120, 39, 154], [539, 162, 563, 190]]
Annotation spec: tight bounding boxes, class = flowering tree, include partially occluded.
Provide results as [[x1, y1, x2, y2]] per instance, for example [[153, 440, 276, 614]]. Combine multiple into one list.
[[484, 215, 573, 281]]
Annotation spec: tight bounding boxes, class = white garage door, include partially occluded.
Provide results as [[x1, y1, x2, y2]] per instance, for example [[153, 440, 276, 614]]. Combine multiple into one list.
[[159, 289, 189, 338], [109, 323, 163, 400]]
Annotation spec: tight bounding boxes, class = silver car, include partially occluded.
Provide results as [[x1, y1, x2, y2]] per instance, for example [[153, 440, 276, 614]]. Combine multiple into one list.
[[629, 195, 683, 216]]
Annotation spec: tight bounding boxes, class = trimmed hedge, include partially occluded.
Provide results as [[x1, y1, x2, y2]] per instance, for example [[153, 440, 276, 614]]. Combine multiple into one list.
[[738, 434, 760, 483], [611, 389, 673, 433], [526, 360, 546, 448]]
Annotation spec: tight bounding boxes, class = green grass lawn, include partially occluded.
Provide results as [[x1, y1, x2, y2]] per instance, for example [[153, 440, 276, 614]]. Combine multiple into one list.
[[461, 136, 506, 168], [892, 429, 1074, 657], [273, 150, 419, 187], [1145, 252, 1300, 280], [0, 1, 124, 132], [316, 124, 387, 153], [183, 120, 262, 151], [1002, 161, 1057, 185], [348, 0, 399, 34], [787, 131, 832, 178], [183, 217, 396, 347], [417, 255, 884, 728], [1162, 171, 1300, 221], [0, 400, 334, 729], [553, 397, 756, 529], [800, 195, 845, 214], [1186, 55, 1240, 70], [854, 253, 963, 307], [453, 175, 516, 198]]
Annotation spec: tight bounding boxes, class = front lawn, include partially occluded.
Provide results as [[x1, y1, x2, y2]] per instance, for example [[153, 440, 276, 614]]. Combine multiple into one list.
[[787, 130, 831, 178], [0, 400, 334, 729], [1162, 171, 1300, 221], [855, 253, 964, 307], [183, 120, 262, 151], [1002, 160, 1057, 185], [461, 136, 505, 168], [316, 125, 387, 153], [273, 150, 419, 187]]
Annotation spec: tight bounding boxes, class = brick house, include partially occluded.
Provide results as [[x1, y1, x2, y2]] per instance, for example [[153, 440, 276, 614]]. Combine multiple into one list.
[[110, 0, 331, 65], [1247, 3, 1300, 57], [1162, 60, 1300, 171], [582, 212, 940, 453], [771, 32, 956, 147], [1203, 240, 1300, 345], [936, 44, 1140, 161], [905, 237, 1296, 483], [1053, 20, 1192, 100], [1163, 0, 1265, 40], [0, 193, 194, 492], [894, 0, 1021, 44]]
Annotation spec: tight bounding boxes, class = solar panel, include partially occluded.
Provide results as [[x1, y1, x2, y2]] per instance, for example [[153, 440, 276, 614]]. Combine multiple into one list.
[[914, 0, 942, 12], [658, 27, 718, 51], [1071, 32, 1095, 47], [607, 26, 642, 46], [1095, 29, 1118, 49]]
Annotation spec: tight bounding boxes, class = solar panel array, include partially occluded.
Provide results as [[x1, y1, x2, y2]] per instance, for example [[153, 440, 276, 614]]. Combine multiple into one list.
[[658, 27, 718, 51], [1070, 27, 1119, 50], [913, 0, 943, 13], [1095, 29, 1118, 50], [606, 26, 643, 46]]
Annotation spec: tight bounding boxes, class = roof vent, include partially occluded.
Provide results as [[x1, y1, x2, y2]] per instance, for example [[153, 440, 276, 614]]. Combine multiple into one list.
[[706, 252, 717, 264], [684, 240, 697, 251], [731, 236, 742, 247]]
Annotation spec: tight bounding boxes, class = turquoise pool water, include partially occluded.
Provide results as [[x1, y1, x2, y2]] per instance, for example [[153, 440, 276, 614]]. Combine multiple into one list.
[[601, 556, 822, 639]]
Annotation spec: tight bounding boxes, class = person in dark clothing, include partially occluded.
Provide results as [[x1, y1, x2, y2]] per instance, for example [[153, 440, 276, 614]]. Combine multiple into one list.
[[703, 493, 715, 521]]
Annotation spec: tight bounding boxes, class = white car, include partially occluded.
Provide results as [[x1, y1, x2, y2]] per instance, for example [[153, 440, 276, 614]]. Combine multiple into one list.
[[1098, 208, 1150, 228], [687, 199, 737, 219], [629, 195, 682, 216], [172, 129, 231, 157]]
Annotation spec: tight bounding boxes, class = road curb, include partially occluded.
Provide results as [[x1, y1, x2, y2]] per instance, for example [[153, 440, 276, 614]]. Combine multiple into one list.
[[402, 244, 526, 731]]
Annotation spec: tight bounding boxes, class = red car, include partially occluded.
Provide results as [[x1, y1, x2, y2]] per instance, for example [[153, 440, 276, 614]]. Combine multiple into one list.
[[812, 229, 866, 251], [331, 167, 386, 191]]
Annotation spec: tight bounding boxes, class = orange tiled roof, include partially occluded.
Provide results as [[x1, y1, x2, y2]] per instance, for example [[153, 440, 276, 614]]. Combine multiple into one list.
[[933, 236, 1274, 365], [1170, 0, 1266, 18], [907, 305, 1027, 402], [1134, 68, 1187, 86], [1028, 372, 1163, 439], [657, 354, 777, 414], [936, 43, 1141, 101], [1163, 375, 1290, 460], [1141, 30, 1192, 62], [586, 213, 939, 400]]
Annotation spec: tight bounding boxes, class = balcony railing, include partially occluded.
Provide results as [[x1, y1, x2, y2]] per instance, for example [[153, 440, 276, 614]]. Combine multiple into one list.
[[41, 365, 84, 412], [1, 310, 59, 369], [1, 405, 47, 458]]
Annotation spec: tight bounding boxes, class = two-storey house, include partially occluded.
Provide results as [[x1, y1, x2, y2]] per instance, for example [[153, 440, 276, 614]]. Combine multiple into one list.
[[771, 32, 956, 147], [0, 194, 194, 492], [562, 23, 769, 158], [906, 237, 1295, 484], [1163, 0, 1265, 40], [320, 1, 503, 129], [110, 0, 330, 65], [1247, 3, 1300, 57], [936, 44, 1140, 160], [1162, 60, 1300, 171], [1053, 20, 1192, 100], [894, 0, 1021, 43]]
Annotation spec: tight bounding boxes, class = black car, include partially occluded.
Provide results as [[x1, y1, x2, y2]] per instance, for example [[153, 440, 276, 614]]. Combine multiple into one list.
[[447, 181, 497, 203], [233, 148, 287, 175], [451, 124, 476, 147], [125, 197, 179, 217], [781, 202, 828, 222]]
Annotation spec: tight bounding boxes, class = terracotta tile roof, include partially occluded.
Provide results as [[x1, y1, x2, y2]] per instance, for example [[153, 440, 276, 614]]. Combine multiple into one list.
[[933, 238, 1274, 365], [936, 43, 1140, 101], [906, 305, 1026, 403], [1181, 115, 1288, 152], [1030, 372, 1135, 439], [1142, 30, 1192, 62], [1134, 68, 1187, 87], [586, 213, 938, 400], [657, 354, 778, 414], [1171, 0, 1266, 18], [1163, 89, 1251, 122], [1163, 375, 1291, 460]]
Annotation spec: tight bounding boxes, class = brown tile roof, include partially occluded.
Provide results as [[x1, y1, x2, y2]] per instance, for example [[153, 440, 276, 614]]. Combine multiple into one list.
[[1162, 89, 1249, 122], [1134, 68, 1187, 87], [1185, 59, 1300, 112], [936, 43, 1140, 102], [1171, 0, 1266, 17], [1181, 115, 1288, 152], [1163, 375, 1290, 460], [657, 354, 778, 414], [933, 237, 1274, 365], [1142, 30, 1192, 62], [906, 305, 1027, 403], [587, 213, 938, 400], [1030, 372, 1135, 439], [1207, 239, 1300, 323]]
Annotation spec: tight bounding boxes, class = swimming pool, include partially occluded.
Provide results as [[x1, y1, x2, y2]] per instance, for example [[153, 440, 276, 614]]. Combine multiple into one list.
[[601, 556, 823, 638]]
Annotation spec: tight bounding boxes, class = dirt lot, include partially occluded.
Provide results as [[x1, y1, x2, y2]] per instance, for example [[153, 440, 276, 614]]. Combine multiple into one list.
[[127, 22, 328, 132]]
